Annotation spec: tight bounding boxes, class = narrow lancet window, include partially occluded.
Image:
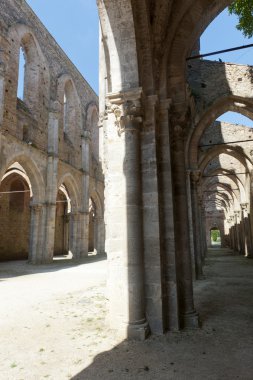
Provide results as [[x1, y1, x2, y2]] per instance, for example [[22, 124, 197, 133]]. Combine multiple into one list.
[[63, 92, 67, 133], [17, 47, 25, 100]]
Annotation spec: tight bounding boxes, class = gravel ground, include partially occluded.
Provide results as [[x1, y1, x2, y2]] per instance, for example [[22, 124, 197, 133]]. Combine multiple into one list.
[[1, 249, 253, 380]]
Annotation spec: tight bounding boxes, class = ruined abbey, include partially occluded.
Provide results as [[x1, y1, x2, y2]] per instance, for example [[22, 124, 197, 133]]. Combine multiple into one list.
[[1, 0, 253, 347]]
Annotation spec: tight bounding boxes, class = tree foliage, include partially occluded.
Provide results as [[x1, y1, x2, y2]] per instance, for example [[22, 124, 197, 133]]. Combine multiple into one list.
[[228, 0, 253, 38], [211, 230, 220, 242]]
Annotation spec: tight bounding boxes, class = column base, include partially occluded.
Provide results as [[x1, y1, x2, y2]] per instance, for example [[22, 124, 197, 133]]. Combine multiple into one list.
[[181, 311, 200, 329], [127, 320, 150, 340]]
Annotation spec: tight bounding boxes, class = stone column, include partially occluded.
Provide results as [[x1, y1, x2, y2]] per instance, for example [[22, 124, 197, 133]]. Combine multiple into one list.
[[29, 204, 45, 264], [70, 212, 81, 259], [105, 89, 149, 340], [234, 211, 241, 254], [241, 203, 253, 257], [94, 216, 105, 255], [0, 62, 6, 128], [43, 101, 60, 262], [186, 171, 196, 280], [158, 99, 179, 331], [78, 130, 92, 258], [201, 204, 207, 257], [78, 211, 89, 257], [171, 125, 199, 329], [190, 170, 203, 279], [227, 218, 233, 250], [140, 95, 164, 334], [230, 216, 237, 252]]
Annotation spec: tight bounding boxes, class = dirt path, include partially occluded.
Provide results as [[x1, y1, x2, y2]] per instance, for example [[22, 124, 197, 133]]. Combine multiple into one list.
[[0, 256, 120, 380], [1, 249, 253, 380]]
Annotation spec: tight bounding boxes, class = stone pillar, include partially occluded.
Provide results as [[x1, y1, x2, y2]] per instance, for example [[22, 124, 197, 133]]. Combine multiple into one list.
[[79, 130, 92, 258], [43, 202, 57, 262], [105, 88, 149, 340], [0, 62, 6, 128], [227, 218, 233, 250], [78, 211, 89, 257], [230, 216, 237, 252], [190, 170, 203, 279], [70, 212, 82, 259], [140, 95, 164, 334], [43, 101, 60, 262], [186, 171, 196, 280], [171, 125, 199, 329], [94, 216, 105, 255], [201, 205, 207, 256], [234, 211, 241, 254], [241, 203, 253, 257], [158, 99, 179, 331], [29, 204, 45, 264]]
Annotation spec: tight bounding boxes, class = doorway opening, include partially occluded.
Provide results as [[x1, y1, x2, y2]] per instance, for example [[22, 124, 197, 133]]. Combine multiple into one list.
[[210, 227, 221, 247]]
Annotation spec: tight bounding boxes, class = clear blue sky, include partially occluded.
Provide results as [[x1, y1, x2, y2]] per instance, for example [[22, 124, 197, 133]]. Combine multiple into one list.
[[24, 2, 253, 126], [26, 0, 99, 93], [201, 9, 253, 127]]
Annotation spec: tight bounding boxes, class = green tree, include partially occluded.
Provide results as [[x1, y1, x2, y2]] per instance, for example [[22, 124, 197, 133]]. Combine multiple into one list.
[[228, 0, 253, 38]]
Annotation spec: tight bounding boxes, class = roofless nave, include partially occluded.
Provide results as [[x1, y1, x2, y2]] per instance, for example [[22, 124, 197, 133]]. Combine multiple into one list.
[[0, 0, 253, 343]]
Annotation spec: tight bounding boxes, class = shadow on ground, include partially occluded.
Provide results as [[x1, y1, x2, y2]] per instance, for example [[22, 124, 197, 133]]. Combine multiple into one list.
[[0, 254, 107, 279], [72, 249, 253, 380]]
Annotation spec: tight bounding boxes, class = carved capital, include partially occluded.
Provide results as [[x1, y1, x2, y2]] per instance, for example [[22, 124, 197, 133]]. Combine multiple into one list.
[[107, 88, 143, 136], [190, 170, 202, 184], [234, 210, 241, 219], [241, 203, 249, 213], [82, 130, 91, 142], [230, 215, 235, 222], [30, 203, 43, 212], [50, 100, 61, 117]]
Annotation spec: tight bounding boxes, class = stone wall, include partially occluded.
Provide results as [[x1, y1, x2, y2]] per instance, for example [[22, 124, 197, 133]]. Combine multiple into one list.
[[0, 0, 104, 262]]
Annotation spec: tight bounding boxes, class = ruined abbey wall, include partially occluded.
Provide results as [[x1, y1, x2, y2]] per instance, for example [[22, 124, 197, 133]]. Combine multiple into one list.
[[0, 0, 104, 262]]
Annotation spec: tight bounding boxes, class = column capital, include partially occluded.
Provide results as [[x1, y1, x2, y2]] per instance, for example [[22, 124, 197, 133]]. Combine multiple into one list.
[[30, 203, 44, 212], [106, 88, 143, 136], [81, 130, 91, 142], [190, 170, 202, 183], [159, 98, 172, 111], [49, 100, 61, 117], [234, 210, 241, 219], [240, 202, 248, 210]]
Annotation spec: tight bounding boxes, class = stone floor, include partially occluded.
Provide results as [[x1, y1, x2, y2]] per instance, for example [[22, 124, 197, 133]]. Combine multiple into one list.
[[0, 249, 253, 379]]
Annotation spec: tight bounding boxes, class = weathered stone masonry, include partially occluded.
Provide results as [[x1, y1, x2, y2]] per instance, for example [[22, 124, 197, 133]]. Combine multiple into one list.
[[0, 0, 104, 262], [98, 0, 253, 340], [2, 0, 253, 342]]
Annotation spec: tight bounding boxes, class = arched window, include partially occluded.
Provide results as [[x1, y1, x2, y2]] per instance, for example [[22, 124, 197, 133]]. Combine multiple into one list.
[[63, 92, 67, 133], [62, 80, 77, 141], [17, 47, 25, 100]]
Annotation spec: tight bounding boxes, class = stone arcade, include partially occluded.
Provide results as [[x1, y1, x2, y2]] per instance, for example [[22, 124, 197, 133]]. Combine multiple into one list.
[[1, 0, 253, 342], [0, 0, 105, 263]]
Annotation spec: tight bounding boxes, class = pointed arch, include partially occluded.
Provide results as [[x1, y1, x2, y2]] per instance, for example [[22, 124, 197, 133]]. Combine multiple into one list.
[[7, 23, 50, 119], [0, 155, 45, 204]]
